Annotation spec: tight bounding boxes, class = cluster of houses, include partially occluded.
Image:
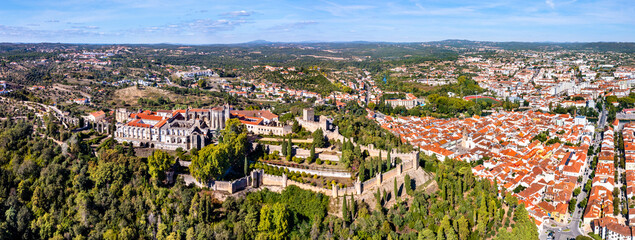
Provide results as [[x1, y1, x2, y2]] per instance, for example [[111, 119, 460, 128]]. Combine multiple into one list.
[[466, 56, 634, 112], [373, 110, 594, 161], [590, 122, 635, 238], [29, 85, 46, 91], [59, 49, 121, 66], [216, 68, 408, 109], [175, 69, 216, 78], [586, 126, 617, 226], [240, 52, 634, 115], [373, 110, 598, 228], [251, 82, 320, 101], [72, 98, 90, 105]]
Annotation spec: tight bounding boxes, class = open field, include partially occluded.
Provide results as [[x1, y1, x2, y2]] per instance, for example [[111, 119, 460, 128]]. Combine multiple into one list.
[[114, 86, 177, 103]]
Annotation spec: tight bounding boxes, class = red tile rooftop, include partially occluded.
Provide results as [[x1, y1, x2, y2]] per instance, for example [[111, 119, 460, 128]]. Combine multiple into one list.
[[126, 119, 152, 128], [90, 110, 105, 118]]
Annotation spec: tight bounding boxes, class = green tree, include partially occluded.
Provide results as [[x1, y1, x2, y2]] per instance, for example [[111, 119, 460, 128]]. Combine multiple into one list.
[[281, 140, 288, 157], [477, 197, 488, 237], [219, 118, 248, 157], [257, 203, 290, 240], [119, 227, 136, 239], [309, 144, 315, 163], [286, 135, 293, 161], [457, 216, 469, 240], [436, 226, 445, 240], [404, 174, 412, 195], [271, 203, 290, 239], [578, 198, 587, 209], [244, 155, 249, 176], [378, 151, 383, 173], [292, 120, 301, 133], [197, 79, 207, 88], [498, 203, 539, 240], [441, 215, 458, 240], [350, 197, 357, 219], [191, 119, 247, 182], [147, 150, 175, 182], [375, 188, 383, 211], [342, 195, 350, 224], [418, 229, 436, 240], [575, 236, 594, 240], [257, 204, 274, 239], [341, 149, 352, 168], [394, 177, 399, 200], [190, 143, 230, 182], [312, 128, 325, 148]]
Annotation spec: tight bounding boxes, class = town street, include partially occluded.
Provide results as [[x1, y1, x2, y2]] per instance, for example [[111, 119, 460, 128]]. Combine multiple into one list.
[[539, 106, 607, 240]]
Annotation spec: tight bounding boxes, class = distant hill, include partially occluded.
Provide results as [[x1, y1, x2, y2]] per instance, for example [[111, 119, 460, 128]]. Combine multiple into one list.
[[1, 40, 633, 53], [580, 42, 635, 53], [426, 40, 635, 53]]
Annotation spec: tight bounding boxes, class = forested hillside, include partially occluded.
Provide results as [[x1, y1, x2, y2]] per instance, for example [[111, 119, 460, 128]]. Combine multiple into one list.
[[0, 119, 537, 239]]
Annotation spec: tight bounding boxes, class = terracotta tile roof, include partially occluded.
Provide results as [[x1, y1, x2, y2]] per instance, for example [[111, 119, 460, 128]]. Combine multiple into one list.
[[90, 110, 105, 118], [127, 119, 152, 128], [155, 119, 168, 128]]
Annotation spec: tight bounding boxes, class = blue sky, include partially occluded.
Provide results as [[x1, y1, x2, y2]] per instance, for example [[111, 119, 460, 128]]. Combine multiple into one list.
[[0, 0, 633, 44]]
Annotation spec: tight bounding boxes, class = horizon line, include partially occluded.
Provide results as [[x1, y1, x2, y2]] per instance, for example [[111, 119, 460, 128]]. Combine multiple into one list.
[[1, 39, 635, 46]]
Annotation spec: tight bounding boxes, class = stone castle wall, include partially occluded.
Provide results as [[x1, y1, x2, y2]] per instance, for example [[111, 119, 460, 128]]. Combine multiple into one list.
[[186, 157, 431, 201], [253, 158, 427, 198]]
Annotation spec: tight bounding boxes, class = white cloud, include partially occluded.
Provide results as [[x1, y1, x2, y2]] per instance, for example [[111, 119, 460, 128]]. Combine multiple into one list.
[[546, 0, 555, 8], [135, 18, 250, 36], [222, 10, 253, 17], [71, 25, 100, 30]]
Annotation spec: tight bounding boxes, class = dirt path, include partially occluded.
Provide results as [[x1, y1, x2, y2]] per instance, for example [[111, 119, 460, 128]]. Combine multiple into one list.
[[34, 127, 64, 146], [259, 137, 314, 144]]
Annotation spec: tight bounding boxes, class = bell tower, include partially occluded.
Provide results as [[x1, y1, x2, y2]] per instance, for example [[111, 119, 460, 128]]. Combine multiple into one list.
[[461, 126, 473, 149]]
